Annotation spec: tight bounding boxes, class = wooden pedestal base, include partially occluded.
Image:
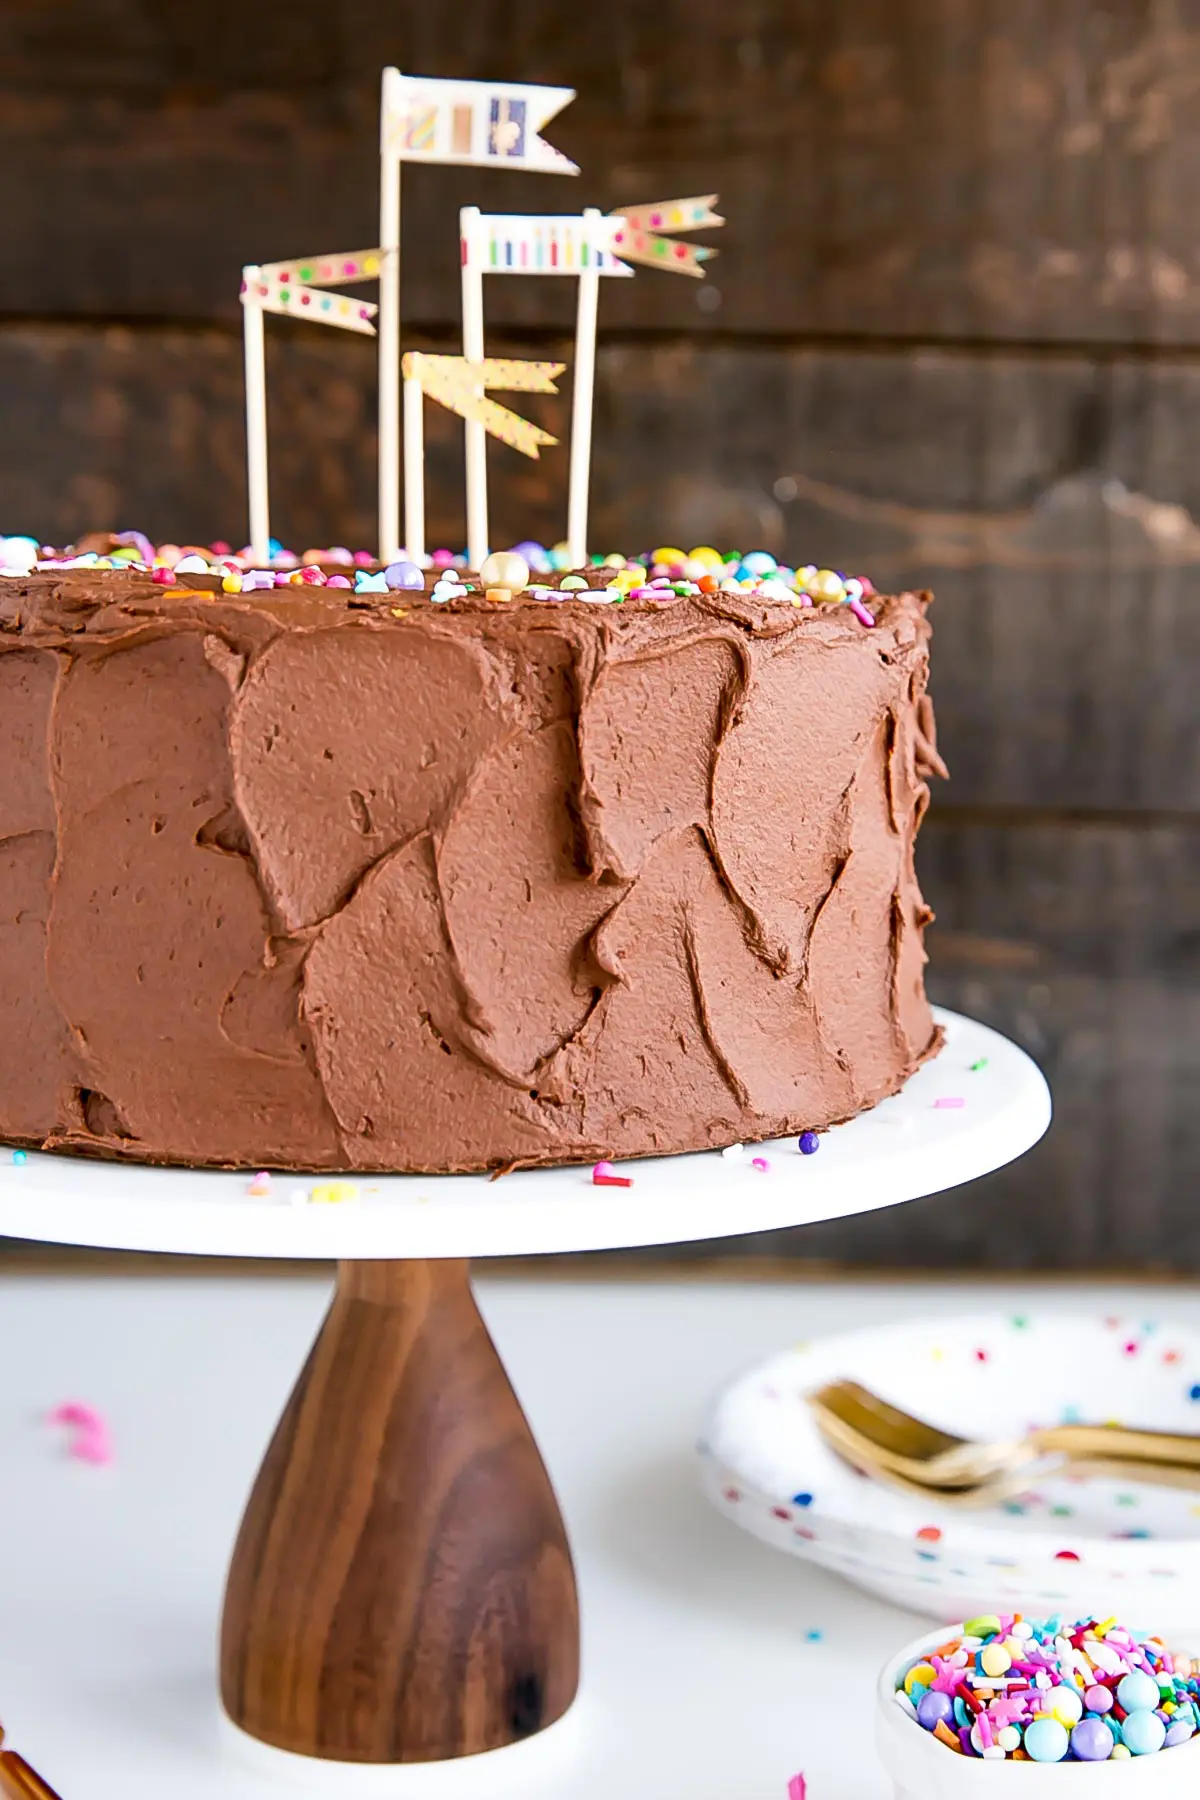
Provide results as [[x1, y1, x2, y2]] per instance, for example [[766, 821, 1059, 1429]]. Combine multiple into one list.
[[219, 1259, 580, 1765]]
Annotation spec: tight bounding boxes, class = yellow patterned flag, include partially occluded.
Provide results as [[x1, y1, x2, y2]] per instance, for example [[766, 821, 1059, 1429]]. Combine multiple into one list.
[[403, 353, 563, 457], [608, 195, 724, 278]]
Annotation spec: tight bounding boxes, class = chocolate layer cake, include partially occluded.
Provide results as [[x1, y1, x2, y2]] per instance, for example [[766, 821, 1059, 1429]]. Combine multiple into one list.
[[0, 570, 945, 1172]]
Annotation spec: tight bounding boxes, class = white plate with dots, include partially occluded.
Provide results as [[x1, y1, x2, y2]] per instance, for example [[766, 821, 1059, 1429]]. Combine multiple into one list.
[[700, 1312, 1200, 1636]]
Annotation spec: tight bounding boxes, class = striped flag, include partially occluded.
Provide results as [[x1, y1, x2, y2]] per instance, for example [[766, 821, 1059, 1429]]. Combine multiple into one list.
[[608, 194, 724, 278], [462, 212, 632, 277], [383, 72, 578, 174]]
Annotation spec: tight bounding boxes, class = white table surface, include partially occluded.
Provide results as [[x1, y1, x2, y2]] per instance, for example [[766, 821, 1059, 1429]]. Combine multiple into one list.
[[3, 1268, 1197, 1799]]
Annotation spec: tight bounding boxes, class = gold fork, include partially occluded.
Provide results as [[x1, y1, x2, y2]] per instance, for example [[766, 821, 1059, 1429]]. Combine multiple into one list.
[[809, 1378, 1200, 1498]]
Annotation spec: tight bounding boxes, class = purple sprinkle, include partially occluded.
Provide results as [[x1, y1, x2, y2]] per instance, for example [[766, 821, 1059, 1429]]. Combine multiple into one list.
[[934, 1096, 965, 1109], [798, 1130, 820, 1155]]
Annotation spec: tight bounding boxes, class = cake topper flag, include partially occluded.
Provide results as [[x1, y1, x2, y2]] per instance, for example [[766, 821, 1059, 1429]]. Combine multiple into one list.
[[377, 69, 578, 564], [382, 73, 578, 173], [609, 195, 723, 279], [401, 352, 564, 562], [240, 254, 381, 563], [458, 207, 630, 570]]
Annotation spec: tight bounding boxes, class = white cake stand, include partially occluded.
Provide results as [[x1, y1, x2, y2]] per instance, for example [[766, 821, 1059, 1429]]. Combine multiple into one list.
[[0, 1008, 1049, 1791]]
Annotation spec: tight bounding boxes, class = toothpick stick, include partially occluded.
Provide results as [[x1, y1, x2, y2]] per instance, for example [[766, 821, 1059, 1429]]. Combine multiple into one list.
[[378, 66, 403, 564], [567, 208, 602, 569], [403, 364, 426, 565], [242, 267, 270, 565], [460, 206, 489, 570]]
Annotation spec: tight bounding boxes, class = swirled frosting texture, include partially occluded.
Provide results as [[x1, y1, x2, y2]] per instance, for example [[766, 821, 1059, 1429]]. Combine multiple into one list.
[[0, 574, 945, 1171]]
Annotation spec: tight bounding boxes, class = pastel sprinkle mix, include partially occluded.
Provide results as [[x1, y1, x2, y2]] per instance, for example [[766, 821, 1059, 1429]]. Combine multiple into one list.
[[246, 1171, 272, 1197], [3, 535, 882, 622], [899, 1615, 1200, 1761]]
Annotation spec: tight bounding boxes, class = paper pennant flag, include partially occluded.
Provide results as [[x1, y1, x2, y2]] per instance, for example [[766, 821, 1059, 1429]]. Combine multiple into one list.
[[383, 70, 578, 174], [463, 213, 632, 277], [256, 249, 384, 288], [403, 352, 563, 457], [241, 277, 378, 336], [609, 194, 724, 278]]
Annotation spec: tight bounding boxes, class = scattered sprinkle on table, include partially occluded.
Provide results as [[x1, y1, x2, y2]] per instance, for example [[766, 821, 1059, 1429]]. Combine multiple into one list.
[[47, 1401, 112, 1466], [10, 1150, 26, 1166], [798, 1131, 820, 1155], [969, 1057, 989, 1071], [786, 1775, 807, 1800], [752, 1156, 771, 1172], [897, 1614, 1200, 1761], [933, 1097, 965, 1109], [246, 1171, 272, 1197]]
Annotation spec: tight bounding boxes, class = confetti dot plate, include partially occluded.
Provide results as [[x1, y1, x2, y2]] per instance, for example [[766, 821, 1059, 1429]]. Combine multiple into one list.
[[701, 1313, 1200, 1635]]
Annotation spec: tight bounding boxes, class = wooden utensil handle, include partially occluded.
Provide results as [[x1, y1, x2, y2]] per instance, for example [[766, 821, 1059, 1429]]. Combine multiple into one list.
[[220, 1258, 579, 1764]]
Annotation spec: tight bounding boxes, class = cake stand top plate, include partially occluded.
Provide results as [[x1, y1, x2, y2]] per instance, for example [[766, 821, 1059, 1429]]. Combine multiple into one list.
[[0, 1009, 1049, 1260]]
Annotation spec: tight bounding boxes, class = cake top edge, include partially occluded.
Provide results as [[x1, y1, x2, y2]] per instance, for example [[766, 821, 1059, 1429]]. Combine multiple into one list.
[[0, 534, 931, 637]]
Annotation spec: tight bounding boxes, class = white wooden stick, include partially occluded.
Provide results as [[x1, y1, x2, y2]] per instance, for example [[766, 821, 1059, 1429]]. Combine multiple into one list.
[[403, 369, 426, 565], [567, 208, 602, 569], [460, 206, 489, 571], [378, 66, 403, 564], [242, 269, 271, 565]]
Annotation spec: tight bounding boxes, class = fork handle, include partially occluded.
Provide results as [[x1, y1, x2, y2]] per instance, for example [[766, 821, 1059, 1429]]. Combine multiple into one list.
[[1032, 1424, 1200, 1468]]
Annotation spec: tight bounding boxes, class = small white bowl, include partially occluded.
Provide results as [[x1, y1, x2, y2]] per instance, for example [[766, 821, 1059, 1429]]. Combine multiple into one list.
[[876, 1626, 1200, 1798], [700, 1311, 1200, 1632]]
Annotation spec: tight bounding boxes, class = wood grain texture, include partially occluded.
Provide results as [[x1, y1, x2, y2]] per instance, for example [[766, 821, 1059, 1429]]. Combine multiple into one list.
[[219, 1258, 579, 1762], [7, 323, 1200, 812], [6, 0, 1200, 341]]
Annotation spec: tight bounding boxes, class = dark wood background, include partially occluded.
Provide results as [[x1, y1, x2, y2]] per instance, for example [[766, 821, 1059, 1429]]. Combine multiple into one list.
[[3, 0, 1199, 1270]]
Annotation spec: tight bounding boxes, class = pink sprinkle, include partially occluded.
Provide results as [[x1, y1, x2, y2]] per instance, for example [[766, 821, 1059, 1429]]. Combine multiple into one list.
[[787, 1777, 807, 1800], [847, 596, 875, 627], [48, 1402, 102, 1431], [49, 1403, 113, 1465], [72, 1429, 113, 1466], [933, 1096, 965, 1109], [592, 1159, 634, 1188], [752, 1156, 771, 1172]]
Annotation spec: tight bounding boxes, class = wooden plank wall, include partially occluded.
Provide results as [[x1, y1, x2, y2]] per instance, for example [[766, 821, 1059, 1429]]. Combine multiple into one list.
[[2, 1, 1198, 1269]]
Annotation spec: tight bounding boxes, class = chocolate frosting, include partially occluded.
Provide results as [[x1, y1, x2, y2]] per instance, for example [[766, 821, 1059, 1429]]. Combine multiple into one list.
[[0, 573, 945, 1172]]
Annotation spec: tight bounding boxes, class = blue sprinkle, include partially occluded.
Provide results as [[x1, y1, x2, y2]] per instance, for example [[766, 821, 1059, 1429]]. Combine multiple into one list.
[[1189, 1384, 1200, 1402], [792, 1491, 814, 1508], [11, 1150, 27, 1166], [798, 1130, 820, 1156], [805, 1629, 823, 1642]]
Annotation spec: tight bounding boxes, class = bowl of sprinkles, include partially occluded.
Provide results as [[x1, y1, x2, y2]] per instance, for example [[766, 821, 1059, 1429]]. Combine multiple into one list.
[[877, 1616, 1200, 1795]]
